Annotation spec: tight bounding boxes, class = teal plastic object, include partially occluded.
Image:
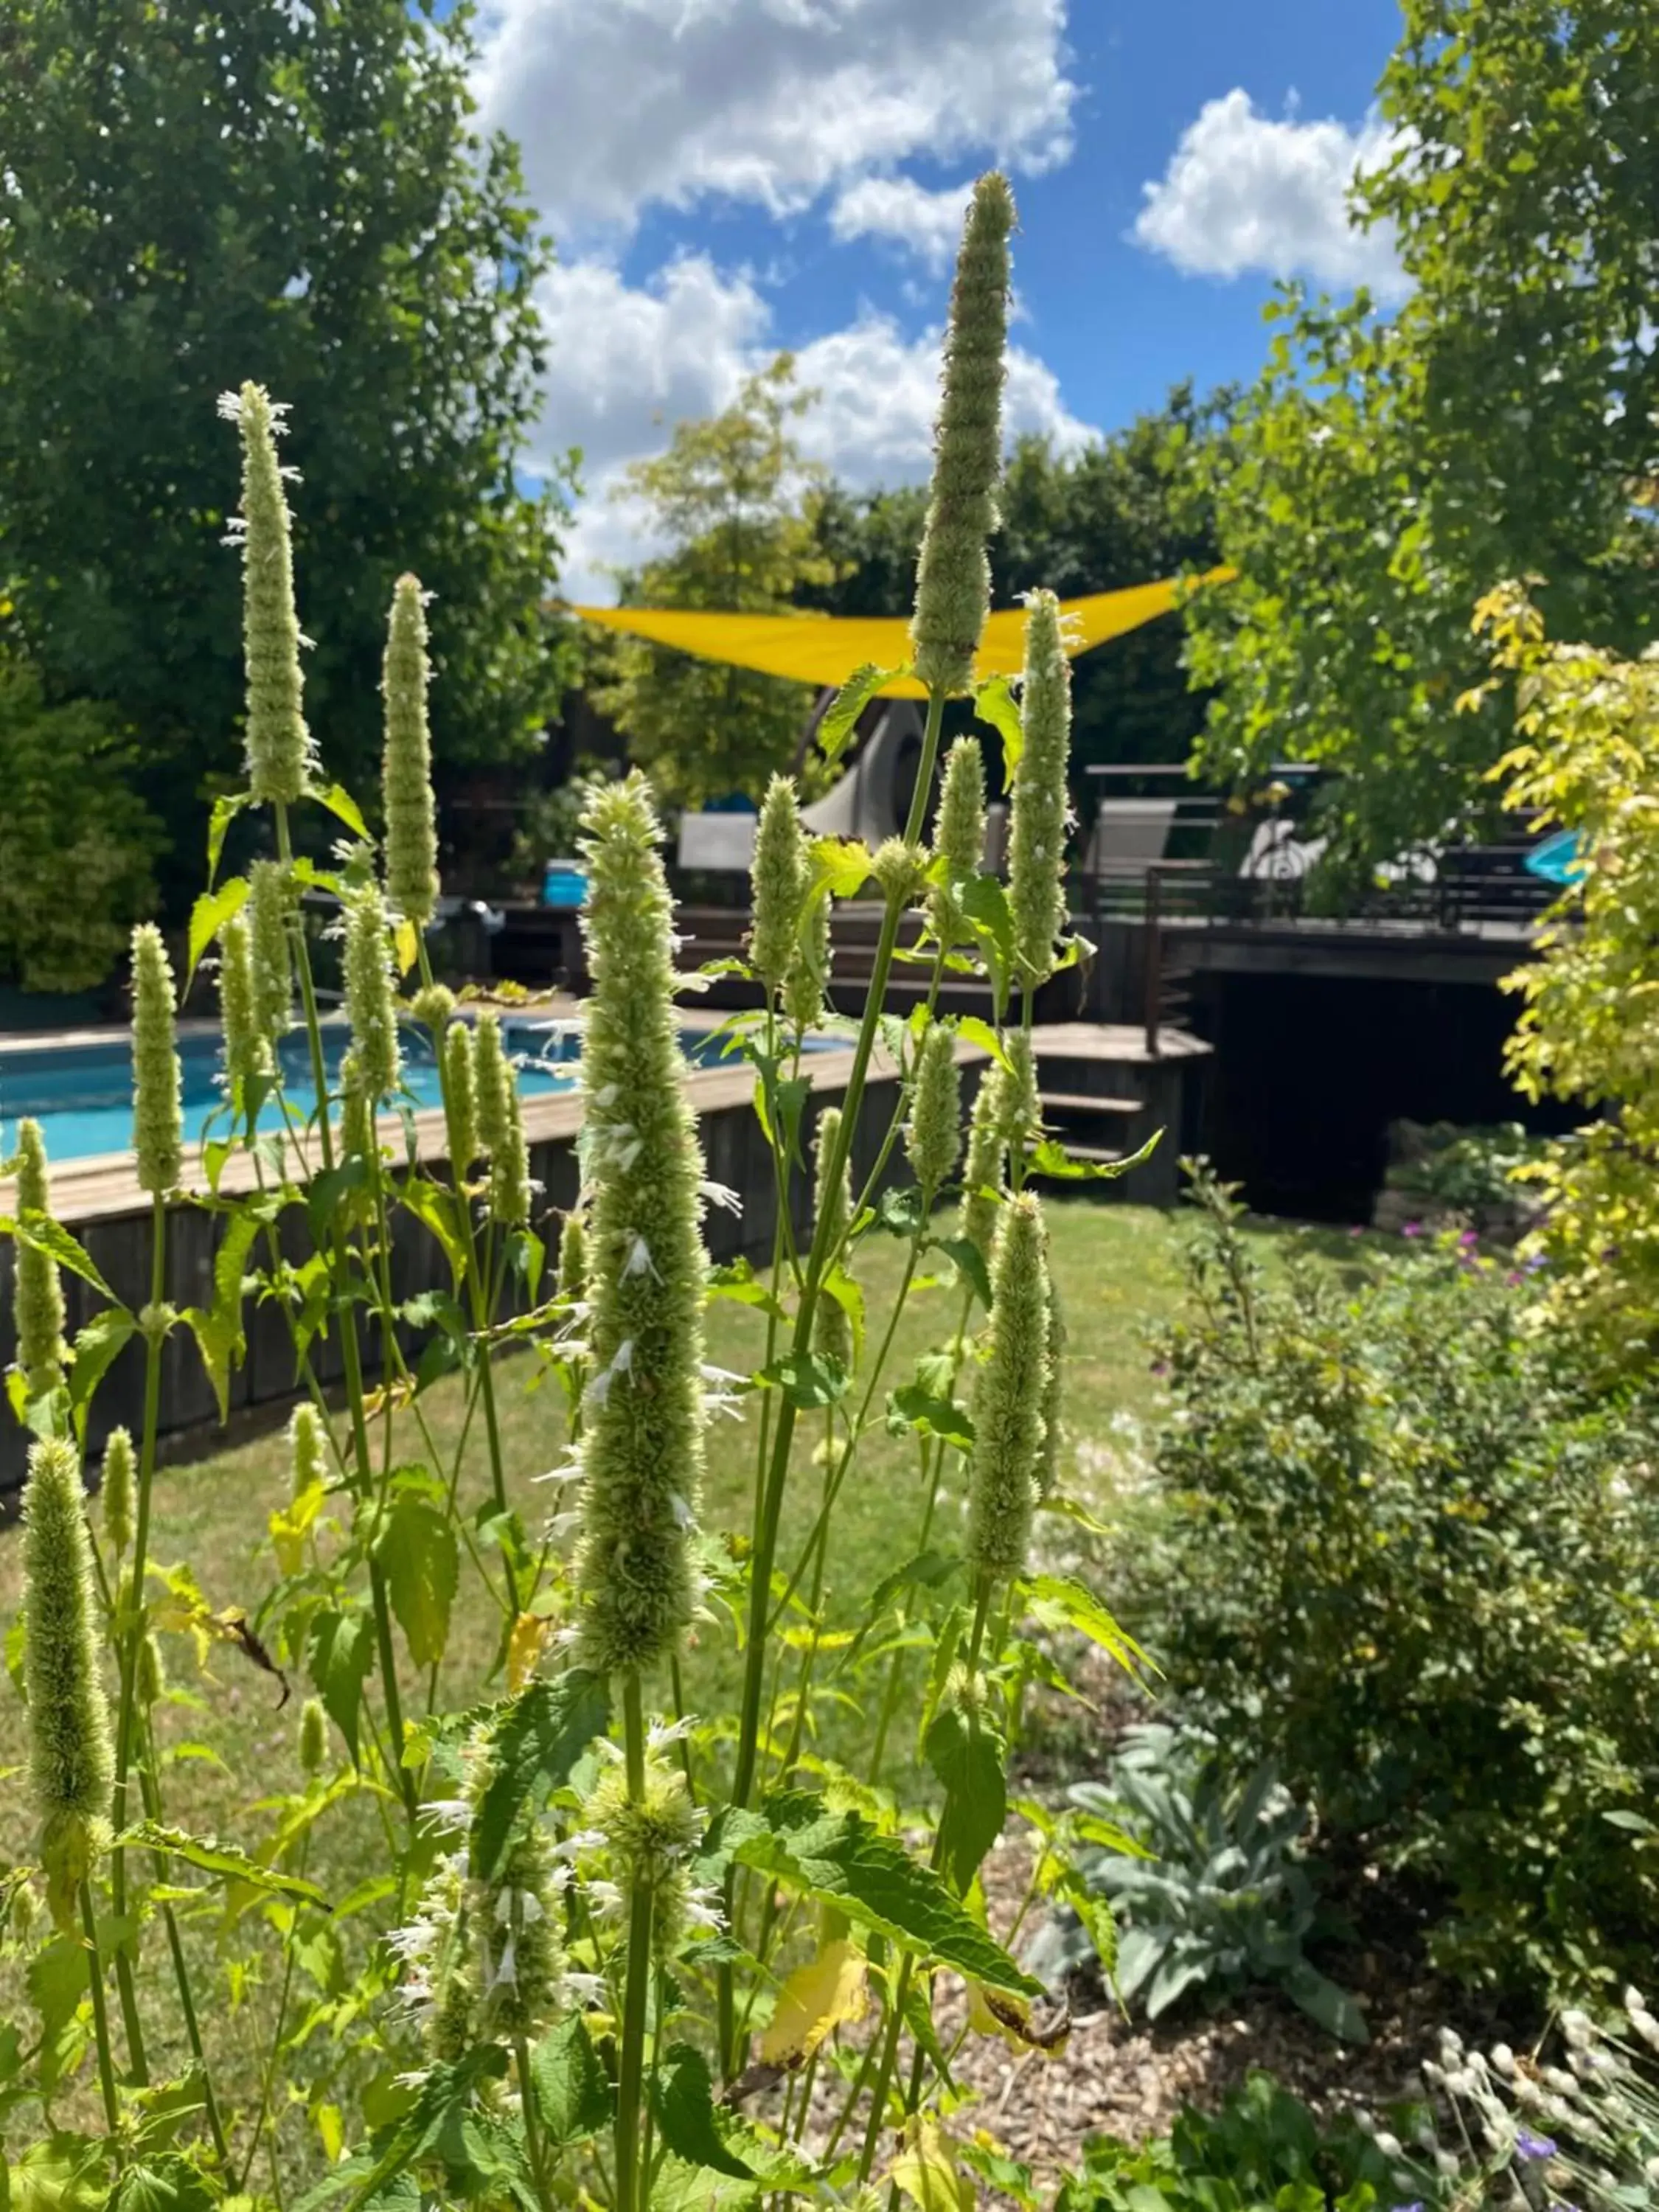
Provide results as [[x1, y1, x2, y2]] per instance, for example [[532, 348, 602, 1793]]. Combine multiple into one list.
[[541, 863, 588, 910], [1525, 830, 1585, 886]]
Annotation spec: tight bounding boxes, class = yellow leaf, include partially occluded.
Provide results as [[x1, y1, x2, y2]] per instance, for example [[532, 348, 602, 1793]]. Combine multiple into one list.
[[507, 1612, 549, 1694], [394, 918, 420, 978], [270, 1479, 326, 1577], [759, 1938, 869, 2069], [888, 2118, 974, 2212], [966, 1980, 1070, 2056]]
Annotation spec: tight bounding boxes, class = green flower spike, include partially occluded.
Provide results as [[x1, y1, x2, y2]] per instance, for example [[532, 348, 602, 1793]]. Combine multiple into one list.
[[964, 1192, 1051, 1587], [490, 1081, 532, 1233], [220, 912, 271, 1099], [247, 858, 293, 1048], [443, 1022, 478, 1178], [557, 1210, 588, 1305], [749, 774, 810, 993], [910, 173, 1015, 697], [906, 1023, 962, 1203], [298, 1697, 327, 1775], [930, 736, 987, 943], [872, 837, 928, 910], [472, 1012, 512, 1162], [1037, 1260, 1066, 1501], [588, 1752, 704, 1959], [23, 1436, 115, 1927], [960, 1071, 1005, 1259], [14, 1118, 66, 1394], [812, 1107, 855, 1371], [572, 773, 707, 1677], [222, 383, 313, 804], [343, 884, 401, 1105], [290, 1402, 327, 1501], [995, 1029, 1040, 1165], [382, 574, 440, 928], [1008, 589, 1073, 987], [783, 888, 830, 1032], [100, 1428, 136, 1561], [475, 1820, 566, 2042], [132, 923, 182, 1197]]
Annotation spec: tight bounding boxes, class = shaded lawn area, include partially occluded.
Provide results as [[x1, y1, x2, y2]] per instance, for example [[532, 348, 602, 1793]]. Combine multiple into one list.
[[0, 1200, 1335, 2146]]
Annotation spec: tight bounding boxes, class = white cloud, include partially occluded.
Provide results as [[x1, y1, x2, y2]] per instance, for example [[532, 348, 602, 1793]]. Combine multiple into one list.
[[828, 176, 975, 271], [1133, 88, 1408, 297], [537, 257, 1096, 602], [473, 0, 1075, 239]]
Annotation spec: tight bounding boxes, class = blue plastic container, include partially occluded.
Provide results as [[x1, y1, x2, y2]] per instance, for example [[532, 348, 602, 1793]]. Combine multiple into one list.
[[541, 860, 588, 910]]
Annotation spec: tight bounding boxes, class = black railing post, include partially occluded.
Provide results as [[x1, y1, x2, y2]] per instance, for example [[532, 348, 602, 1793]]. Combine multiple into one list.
[[1144, 864, 1163, 1060]]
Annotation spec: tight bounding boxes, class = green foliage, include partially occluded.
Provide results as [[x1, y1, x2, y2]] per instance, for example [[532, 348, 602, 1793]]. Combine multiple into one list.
[[1135, 1165, 1659, 1998], [0, 653, 161, 992], [1030, 1723, 1365, 2040], [1054, 2073, 1433, 2212], [591, 356, 841, 806], [1183, 0, 1659, 883], [0, 0, 569, 904]]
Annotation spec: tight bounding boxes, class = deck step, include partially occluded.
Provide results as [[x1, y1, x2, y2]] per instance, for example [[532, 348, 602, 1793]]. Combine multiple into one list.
[[1039, 1090, 1142, 1117]]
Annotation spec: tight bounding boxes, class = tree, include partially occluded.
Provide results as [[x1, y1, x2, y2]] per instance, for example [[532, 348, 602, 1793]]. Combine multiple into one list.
[[1183, 0, 1659, 886], [591, 356, 841, 807], [0, 0, 570, 922], [806, 388, 1229, 781]]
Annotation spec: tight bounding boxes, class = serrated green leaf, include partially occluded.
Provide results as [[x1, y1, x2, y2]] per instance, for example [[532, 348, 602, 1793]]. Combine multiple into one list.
[[67, 1307, 137, 1422], [471, 1672, 611, 1882], [117, 1823, 328, 1907], [313, 782, 371, 843], [186, 875, 249, 987], [973, 673, 1024, 782], [954, 1015, 1012, 1070], [206, 791, 252, 886], [931, 1234, 992, 1310], [651, 2045, 755, 2180], [307, 1610, 376, 1764], [809, 836, 875, 900], [181, 1209, 260, 1422], [757, 1351, 849, 1408], [529, 2015, 615, 2149], [925, 1705, 1007, 1895], [818, 664, 897, 764], [4, 1212, 115, 1301], [736, 1792, 1040, 1996], [1023, 1575, 1155, 1683], [888, 1383, 975, 1450], [399, 1178, 469, 1283], [1029, 1129, 1162, 1183], [374, 1497, 459, 1670]]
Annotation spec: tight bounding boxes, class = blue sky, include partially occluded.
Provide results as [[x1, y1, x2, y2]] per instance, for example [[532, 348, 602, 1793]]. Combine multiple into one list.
[[467, 0, 1409, 597]]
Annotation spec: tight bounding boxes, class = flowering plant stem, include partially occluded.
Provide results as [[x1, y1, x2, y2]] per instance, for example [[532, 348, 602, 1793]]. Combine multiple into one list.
[[80, 1877, 121, 2138], [614, 1669, 655, 2212]]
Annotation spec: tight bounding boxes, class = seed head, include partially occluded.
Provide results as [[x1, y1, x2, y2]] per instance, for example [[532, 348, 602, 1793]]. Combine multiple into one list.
[[132, 924, 182, 1196], [572, 773, 706, 1676], [783, 888, 830, 1031], [223, 382, 313, 804], [906, 1024, 962, 1201], [812, 1107, 854, 1371], [382, 574, 440, 928], [412, 981, 454, 1034], [929, 737, 987, 942], [1037, 1251, 1065, 1501], [343, 883, 401, 1104], [964, 1192, 1051, 1587], [872, 837, 928, 909], [557, 1210, 588, 1305], [749, 776, 810, 991], [298, 1696, 328, 1775], [910, 175, 1015, 696], [587, 1754, 705, 1958], [23, 1437, 114, 1925], [444, 1022, 478, 1173], [994, 1029, 1039, 1163], [100, 1427, 136, 1560], [247, 858, 293, 1048], [290, 1401, 328, 1501], [220, 912, 271, 1099], [473, 1012, 512, 1161], [960, 1073, 1005, 1259], [490, 1082, 532, 1233], [13, 1119, 66, 1393], [1008, 591, 1073, 987]]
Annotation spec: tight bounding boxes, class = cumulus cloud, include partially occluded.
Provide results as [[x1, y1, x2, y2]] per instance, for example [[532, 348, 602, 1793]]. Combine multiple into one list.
[[828, 176, 975, 271], [473, 0, 1075, 238], [537, 258, 1096, 602], [1133, 88, 1408, 297]]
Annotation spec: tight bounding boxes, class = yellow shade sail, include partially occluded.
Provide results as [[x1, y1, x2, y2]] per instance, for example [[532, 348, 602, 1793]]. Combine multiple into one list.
[[567, 568, 1234, 698]]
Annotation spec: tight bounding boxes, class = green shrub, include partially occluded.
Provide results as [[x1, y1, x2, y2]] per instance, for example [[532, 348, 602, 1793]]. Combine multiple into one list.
[[1132, 1165, 1659, 1999], [1054, 2072, 1434, 2212], [0, 652, 163, 992]]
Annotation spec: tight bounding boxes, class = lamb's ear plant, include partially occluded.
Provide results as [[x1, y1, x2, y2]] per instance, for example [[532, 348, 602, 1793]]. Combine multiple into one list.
[[0, 169, 1155, 2212]]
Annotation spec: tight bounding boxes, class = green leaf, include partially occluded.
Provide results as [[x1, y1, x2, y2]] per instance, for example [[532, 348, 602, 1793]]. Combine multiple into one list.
[[1023, 1575, 1155, 1683], [398, 1178, 469, 1284], [925, 1706, 1007, 1895], [888, 1383, 975, 1450], [818, 664, 897, 764], [307, 1610, 376, 1764], [181, 1208, 260, 1422], [115, 1823, 329, 1909], [708, 1260, 786, 1322], [1029, 1129, 1162, 1182], [932, 1235, 992, 1310], [313, 782, 371, 843], [736, 1792, 1040, 1997], [298, 2048, 508, 2212], [954, 1015, 1012, 1071], [529, 2015, 614, 2149], [959, 874, 1015, 971], [4, 1212, 115, 1301], [471, 1671, 611, 1882], [374, 1498, 459, 1671], [872, 1185, 927, 1239], [67, 1307, 137, 1422], [307, 1157, 369, 1242], [973, 673, 1024, 783], [821, 1265, 866, 1365], [1282, 1960, 1369, 2044], [809, 836, 875, 900], [108, 2157, 215, 2212], [186, 875, 249, 987], [837, 1549, 959, 1675], [206, 792, 252, 887], [650, 2045, 755, 2180], [757, 1351, 849, 1409]]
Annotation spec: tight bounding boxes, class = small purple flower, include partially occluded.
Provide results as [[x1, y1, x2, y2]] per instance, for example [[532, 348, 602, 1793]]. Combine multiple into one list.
[[1389, 2202, 1424, 2212], [1401, 1221, 1425, 1239], [1149, 1358, 1169, 1379], [1349, 1224, 1366, 1238], [1515, 2129, 1557, 2162], [1459, 1228, 1479, 1248], [1523, 1253, 1548, 1274], [1506, 1270, 1523, 1287]]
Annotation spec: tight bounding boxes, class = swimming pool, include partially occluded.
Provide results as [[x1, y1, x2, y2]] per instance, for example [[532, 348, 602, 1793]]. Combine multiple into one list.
[[0, 1016, 604, 1166]]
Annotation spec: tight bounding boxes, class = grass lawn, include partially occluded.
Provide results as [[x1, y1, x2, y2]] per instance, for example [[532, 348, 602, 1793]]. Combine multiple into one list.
[[0, 1199, 1329, 2153]]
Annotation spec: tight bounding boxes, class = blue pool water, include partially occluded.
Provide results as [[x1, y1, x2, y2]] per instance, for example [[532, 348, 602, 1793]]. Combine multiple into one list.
[[0, 1017, 605, 1165]]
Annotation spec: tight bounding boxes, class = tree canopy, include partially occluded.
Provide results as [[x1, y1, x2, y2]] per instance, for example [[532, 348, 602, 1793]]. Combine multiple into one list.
[[1183, 0, 1659, 887], [0, 0, 570, 927]]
